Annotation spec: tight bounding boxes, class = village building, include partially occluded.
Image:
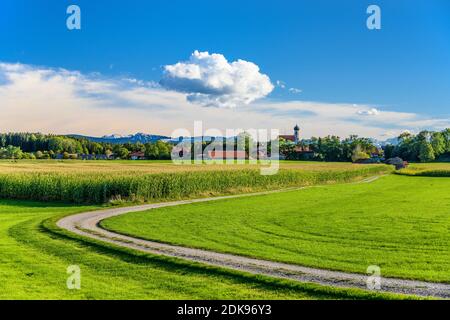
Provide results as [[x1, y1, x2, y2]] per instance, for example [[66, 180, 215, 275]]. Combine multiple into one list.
[[130, 151, 146, 160], [279, 124, 315, 159], [279, 124, 300, 144], [207, 150, 247, 160], [79, 153, 112, 160]]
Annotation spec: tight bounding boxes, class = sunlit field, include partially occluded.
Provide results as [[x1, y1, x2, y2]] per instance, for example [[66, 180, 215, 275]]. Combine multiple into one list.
[[0, 159, 439, 300], [1, 199, 404, 300], [397, 162, 450, 177], [0, 160, 391, 203], [102, 175, 450, 283], [0, 159, 386, 174]]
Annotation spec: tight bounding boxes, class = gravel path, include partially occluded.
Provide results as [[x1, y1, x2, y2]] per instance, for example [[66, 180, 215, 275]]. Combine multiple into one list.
[[57, 178, 450, 299]]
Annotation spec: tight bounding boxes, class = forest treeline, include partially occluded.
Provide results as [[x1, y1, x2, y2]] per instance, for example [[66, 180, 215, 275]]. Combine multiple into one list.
[[0, 129, 449, 162]]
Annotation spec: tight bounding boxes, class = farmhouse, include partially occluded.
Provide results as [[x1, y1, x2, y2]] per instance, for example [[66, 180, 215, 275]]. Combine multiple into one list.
[[208, 150, 247, 160], [386, 157, 409, 170], [80, 154, 111, 160], [130, 151, 145, 160]]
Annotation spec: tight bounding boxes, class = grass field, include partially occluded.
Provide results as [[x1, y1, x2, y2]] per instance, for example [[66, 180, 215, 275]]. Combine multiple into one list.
[[0, 199, 399, 299], [102, 174, 450, 283], [0, 160, 442, 299]]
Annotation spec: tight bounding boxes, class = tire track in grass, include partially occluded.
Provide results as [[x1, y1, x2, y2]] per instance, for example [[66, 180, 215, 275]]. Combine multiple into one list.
[[57, 176, 450, 299]]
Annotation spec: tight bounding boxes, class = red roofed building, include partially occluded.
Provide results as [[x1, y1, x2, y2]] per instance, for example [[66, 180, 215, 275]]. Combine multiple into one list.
[[278, 124, 316, 160], [279, 134, 296, 142], [279, 124, 300, 144], [207, 150, 247, 160], [294, 145, 311, 153], [130, 151, 145, 160]]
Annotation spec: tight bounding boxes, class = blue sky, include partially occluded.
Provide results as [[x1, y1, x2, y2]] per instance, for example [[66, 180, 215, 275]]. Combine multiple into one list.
[[0, 0, 449, 138]]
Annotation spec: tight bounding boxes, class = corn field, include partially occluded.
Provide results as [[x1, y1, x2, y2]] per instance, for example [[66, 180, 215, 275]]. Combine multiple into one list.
[[396, 169, 450, 177], [0, 165, 391, 204]]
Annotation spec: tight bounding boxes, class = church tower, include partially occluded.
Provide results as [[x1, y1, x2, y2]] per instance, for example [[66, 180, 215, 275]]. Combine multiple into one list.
[[294, 124, 300, 144]]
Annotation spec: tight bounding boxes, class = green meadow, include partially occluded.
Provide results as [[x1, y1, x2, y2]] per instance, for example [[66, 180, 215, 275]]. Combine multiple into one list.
[[0, 160, 448, 299], [102, 174, 450, 283], [0, 199, 398, 299]]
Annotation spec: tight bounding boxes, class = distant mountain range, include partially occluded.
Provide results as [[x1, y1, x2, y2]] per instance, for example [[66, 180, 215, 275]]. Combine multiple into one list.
[[69, 133, 171, 144], [383, 137, 400, 146], [372, 137, 400, 147], [68, 133, 238, 144], [69, 132, 401, 146]]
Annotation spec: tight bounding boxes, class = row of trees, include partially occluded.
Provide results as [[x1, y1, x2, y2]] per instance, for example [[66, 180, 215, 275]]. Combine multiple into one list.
[[0, 133, 173, 160], [384, 129, 450, 162], [0, 133, 107, 154], [112, 141, 172, 160], [281, 129, 450, 163], [1, 130, 449, 162], [279, 135, 379, 162], [0, 146, 23, 159], [310, 135, 379, 162]]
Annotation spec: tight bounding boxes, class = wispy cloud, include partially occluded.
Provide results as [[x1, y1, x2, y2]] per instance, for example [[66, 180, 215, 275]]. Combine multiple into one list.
[[276, 80, 286, 89], [288, 87, 302, 94], [0, 62, 448, 139]]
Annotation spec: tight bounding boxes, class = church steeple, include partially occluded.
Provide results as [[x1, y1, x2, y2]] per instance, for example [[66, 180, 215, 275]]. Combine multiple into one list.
[[294, 124, 300, 144]]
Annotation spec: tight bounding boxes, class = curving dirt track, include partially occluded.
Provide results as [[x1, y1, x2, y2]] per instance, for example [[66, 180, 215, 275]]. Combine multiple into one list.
[[57, 180, 450, 299]]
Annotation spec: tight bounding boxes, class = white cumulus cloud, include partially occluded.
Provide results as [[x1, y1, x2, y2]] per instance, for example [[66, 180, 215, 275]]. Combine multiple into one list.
[[160, 50, 274, 108]]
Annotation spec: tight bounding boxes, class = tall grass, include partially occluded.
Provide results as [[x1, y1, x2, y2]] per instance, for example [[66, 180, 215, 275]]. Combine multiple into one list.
[[0, 165, 391, 204]]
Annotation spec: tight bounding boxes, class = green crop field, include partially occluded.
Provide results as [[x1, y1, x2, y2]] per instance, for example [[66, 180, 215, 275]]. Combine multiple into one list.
[[0, 159, 390, 173], [396, 162, 450, 177], [102, 174, 450, 283], [0, 199, 400, 299], [0, 160, 391, 203], [0, 160, 444, 299]]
